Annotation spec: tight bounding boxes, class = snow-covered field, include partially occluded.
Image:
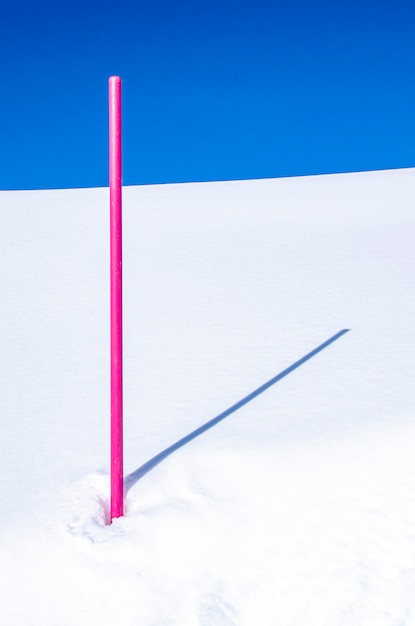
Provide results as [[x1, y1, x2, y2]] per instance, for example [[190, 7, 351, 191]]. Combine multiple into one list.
[[1, 168, 415, 625]]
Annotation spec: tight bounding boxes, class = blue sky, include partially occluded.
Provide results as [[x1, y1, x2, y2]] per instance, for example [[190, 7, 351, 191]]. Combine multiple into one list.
[[1, 0, 414, 189]]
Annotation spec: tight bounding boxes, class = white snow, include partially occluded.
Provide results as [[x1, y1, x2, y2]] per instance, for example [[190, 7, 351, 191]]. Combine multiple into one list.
[[1, 168, 415, 624]]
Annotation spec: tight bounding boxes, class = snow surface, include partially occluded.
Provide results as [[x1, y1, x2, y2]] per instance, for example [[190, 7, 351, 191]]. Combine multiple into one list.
[[1, 168, 415, 624]]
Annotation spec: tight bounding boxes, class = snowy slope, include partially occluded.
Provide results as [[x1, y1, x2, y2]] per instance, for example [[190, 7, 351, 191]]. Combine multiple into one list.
[[1, 169, 415, 625]]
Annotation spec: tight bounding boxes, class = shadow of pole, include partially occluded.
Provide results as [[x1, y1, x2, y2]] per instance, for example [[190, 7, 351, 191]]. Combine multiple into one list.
[[124, 329, 350, 492]]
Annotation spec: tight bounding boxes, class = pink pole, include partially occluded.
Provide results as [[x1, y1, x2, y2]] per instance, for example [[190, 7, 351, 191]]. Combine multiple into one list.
[[109, 76, 123, 520]]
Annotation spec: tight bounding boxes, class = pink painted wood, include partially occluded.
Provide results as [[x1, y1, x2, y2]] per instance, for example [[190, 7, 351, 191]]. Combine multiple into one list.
[[109, 76, 123, 520]]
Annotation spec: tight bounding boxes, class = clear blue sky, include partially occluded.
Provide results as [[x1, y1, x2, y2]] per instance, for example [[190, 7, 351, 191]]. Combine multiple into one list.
[[1, 0, 414, 190]]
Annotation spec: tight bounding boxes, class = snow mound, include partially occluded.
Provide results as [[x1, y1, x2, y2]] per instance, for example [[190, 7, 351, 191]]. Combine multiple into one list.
[[1, 169, 415, 624]]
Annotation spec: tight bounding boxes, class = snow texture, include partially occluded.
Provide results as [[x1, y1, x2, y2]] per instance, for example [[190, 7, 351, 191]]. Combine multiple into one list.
[[1, 168, 415, 624]]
